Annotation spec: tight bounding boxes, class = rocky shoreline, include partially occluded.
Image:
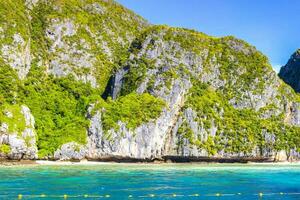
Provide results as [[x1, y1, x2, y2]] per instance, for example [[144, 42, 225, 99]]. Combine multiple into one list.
[[84, 156, 279, 163], [1, 156, 299, 166]]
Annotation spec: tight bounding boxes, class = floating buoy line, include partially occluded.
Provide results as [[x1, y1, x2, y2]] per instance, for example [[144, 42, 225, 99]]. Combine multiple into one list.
[[0, 192, 299, 199]]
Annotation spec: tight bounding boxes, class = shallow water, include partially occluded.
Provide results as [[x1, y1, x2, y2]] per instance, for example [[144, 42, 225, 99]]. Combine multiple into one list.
[[0, 163, 300, 199]]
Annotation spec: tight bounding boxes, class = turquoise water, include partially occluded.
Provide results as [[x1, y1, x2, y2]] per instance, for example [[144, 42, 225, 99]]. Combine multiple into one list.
[[0, 164, 300, 199]]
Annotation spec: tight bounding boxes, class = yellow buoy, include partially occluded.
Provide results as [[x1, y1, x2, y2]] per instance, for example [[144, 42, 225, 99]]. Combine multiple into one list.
[[128, 195, 133, 198], [259, 192, 263, 197], [280, 192, 284, 195], [40, 194, 46, 198], [237, 193, 242, 195], [172, 194, 177, 197], [149, 194, 155, 197], [63, 194, 68, 199], [193, 194, 199, 196], [105, 194, 111, 198], [18, 194, 22, 199], [84, 194, 89, 198], [216, 193, 221, 196]]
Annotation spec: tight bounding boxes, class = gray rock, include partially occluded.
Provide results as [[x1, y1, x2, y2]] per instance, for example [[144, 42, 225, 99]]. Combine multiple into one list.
[[0, 105, 37, 160], [25, 0, 39, 9], [1, 34, 31, 79], [84, 3, 106, 15], [54, 142, 87, 161], [279, 49, 300, 92], [110, 67, 129, 99]]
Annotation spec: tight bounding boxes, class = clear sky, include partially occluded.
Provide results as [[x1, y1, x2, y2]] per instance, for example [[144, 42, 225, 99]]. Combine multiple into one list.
[[116, 0, 300, 72]]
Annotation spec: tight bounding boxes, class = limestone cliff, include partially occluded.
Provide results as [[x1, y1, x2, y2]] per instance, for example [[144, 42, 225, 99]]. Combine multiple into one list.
[[279, 49, 300, 92], [82, 27, 300, 162], [0, 105, 37, 159], [0, 0, 148, 90]]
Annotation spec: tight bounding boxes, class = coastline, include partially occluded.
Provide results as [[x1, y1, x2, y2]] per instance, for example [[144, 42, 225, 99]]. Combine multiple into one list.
[[36, 160, 300, 166], [1, 159, 300, 167]]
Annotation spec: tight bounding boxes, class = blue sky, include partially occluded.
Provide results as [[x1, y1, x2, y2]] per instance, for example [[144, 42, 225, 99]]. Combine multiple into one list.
[[116, 0, 300, 72]]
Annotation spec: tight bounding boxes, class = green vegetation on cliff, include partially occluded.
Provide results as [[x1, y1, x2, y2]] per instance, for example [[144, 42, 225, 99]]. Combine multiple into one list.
[[20, 66, 100, 157], [0, 0, 30, 43], [28, 0, 148, 93], [0, 65, 21, 104], [0, 0, 156, 157], [0, 65, 26, 135], [0, 104, 26, 135], [122, 25, 300, 157], [0, 144, 11, 154], [94, 93, 165, 134], [181, 82, 300, 156], [0, 64, 165, 157]]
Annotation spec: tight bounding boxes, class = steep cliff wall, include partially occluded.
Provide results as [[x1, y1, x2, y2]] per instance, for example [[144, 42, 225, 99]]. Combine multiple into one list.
[[0, 0, 149, 159], [82, 27, 300, 162], [279, 49, 300, 92], [0, 105, 37, 159]]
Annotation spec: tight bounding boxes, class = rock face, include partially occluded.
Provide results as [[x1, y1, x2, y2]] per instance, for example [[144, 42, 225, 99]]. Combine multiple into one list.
[[86, 79, 188, 159], [54, 142, 87, 161], [279, 49, 300, 92], [0, 0, 148, 160], [0, 0, 148, 91], [56, 28, 300, 162], [0, 105, 37, 160], [1, 34, 31, 80], [2, 0, 300, 162]]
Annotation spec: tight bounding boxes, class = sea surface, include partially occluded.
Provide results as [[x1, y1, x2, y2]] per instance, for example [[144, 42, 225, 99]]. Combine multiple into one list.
[[0, 163, 300, 199]]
